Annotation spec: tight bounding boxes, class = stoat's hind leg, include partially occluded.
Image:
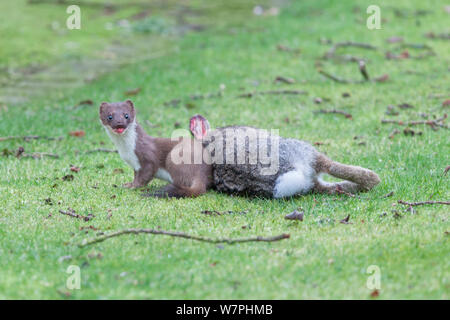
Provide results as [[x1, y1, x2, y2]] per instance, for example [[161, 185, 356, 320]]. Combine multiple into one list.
[[142, 178, 207, 198]]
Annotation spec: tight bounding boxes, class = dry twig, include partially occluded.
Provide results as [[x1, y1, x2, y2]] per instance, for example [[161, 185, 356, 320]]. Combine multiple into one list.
[[237, 90, 307, 98], [0, 135, 63, 142], [85, 148, 118, 154], [79, 228, 290, 247], [381, 114, 448, 130], [324, 41, 377, 60], [314, 109, 353, 119], [59, 209, 94, 221], [398, 200, 449, 207]]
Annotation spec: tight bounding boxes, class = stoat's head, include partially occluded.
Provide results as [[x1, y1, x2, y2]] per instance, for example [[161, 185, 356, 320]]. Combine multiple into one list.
[[99, 100, 136, 135]]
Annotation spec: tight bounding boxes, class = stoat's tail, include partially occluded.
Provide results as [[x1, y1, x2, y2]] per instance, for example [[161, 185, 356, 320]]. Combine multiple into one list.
[[314, 154, 380, 194]]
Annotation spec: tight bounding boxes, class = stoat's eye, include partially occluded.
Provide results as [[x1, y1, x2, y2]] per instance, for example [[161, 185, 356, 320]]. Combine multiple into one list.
[[124, 113, 129, 119], [108, 115, 113, 121]]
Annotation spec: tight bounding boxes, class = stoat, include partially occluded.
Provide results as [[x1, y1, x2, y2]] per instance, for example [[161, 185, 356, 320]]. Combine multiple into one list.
[[99, 100, 212, 198]]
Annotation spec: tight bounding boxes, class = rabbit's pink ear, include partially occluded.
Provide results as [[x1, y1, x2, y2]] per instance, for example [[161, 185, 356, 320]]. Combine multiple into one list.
[[190, 114, 210, 140]]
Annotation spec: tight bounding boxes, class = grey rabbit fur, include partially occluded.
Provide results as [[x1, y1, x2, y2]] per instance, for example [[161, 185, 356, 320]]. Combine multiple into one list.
[[189, 115, 380, 198]]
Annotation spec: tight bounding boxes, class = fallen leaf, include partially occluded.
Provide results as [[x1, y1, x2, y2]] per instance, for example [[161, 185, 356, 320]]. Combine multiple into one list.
[[374, 74, 389, 82], [400, 50, 410, 59], [57, 290, 71, 298], [62, 174, 74, 181], [339, 214, 352, 224], [130, 10, 150, 21], [274, 76, 295, 84], [444, 166, 450, 175], [58, 255, 72, 263], [80, 225, 99, 231], [70, 166, 80, 173], [383, 191, 394, 198], [284, 209, 304, 221], [387, 36, 403, 43], [164, 99, 181, 107], [276, 44, 301, 54], [370, 289, 380, 298], [398, 103, 414, 109], [403, 127, 422, 136], [124, 88, 141, 96], [76, 99, 93, 106], [314, 97, 323, 104], [393, 211, 402, 219], [185, 102, 196, 109], [385, 105, 399, 116], [15, 146, 25, 158], [69, 130, 85, 137]]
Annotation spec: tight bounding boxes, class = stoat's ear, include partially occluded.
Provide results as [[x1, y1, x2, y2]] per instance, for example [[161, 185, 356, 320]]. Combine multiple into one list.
[[124, 100, 136, 118], [99, 102, 108, 115], [189, 114, 210, 140], [125, 99, 135, 109]]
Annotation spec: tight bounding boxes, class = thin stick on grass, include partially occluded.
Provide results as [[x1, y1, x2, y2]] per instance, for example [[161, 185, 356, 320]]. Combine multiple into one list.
[[314, 109, 353, 119], [318, 70, 353, 83], [381, 114, 448, 130], [237, 89, 307, 98], [325, 41, 377, 59], [358, 60, 370, 81], [398, 200, 450, 207], [21, 152, 59, 159], [85, 148, 118, 154], [59, 209, 94, 222], [79, 228, 290, 247], [0, 135, 63, 142], [319, 69, 388, 84], [388, 129, 401, 139]]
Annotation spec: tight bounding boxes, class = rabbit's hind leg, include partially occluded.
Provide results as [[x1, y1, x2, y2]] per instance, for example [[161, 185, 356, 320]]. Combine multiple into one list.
[[313, 177, 363, 195], [314, 154, 380, 191]]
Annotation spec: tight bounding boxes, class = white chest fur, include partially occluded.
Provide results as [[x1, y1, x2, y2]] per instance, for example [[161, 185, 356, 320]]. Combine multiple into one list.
[[104, 121, 141, 171]]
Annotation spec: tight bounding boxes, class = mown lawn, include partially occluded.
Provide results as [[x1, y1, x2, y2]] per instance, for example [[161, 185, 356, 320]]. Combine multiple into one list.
[[0, 0, 449, 299]]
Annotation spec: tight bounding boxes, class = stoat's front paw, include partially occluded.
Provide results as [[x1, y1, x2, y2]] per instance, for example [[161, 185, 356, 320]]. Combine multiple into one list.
[[123, 182, 136, 189]]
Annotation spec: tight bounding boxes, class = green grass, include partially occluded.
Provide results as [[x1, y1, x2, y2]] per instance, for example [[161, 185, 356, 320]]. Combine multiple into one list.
[[0, 0, 449, 299]]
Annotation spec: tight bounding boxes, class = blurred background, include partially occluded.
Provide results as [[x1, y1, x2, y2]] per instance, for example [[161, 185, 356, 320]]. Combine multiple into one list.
[[1, 0, 448, 106]]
